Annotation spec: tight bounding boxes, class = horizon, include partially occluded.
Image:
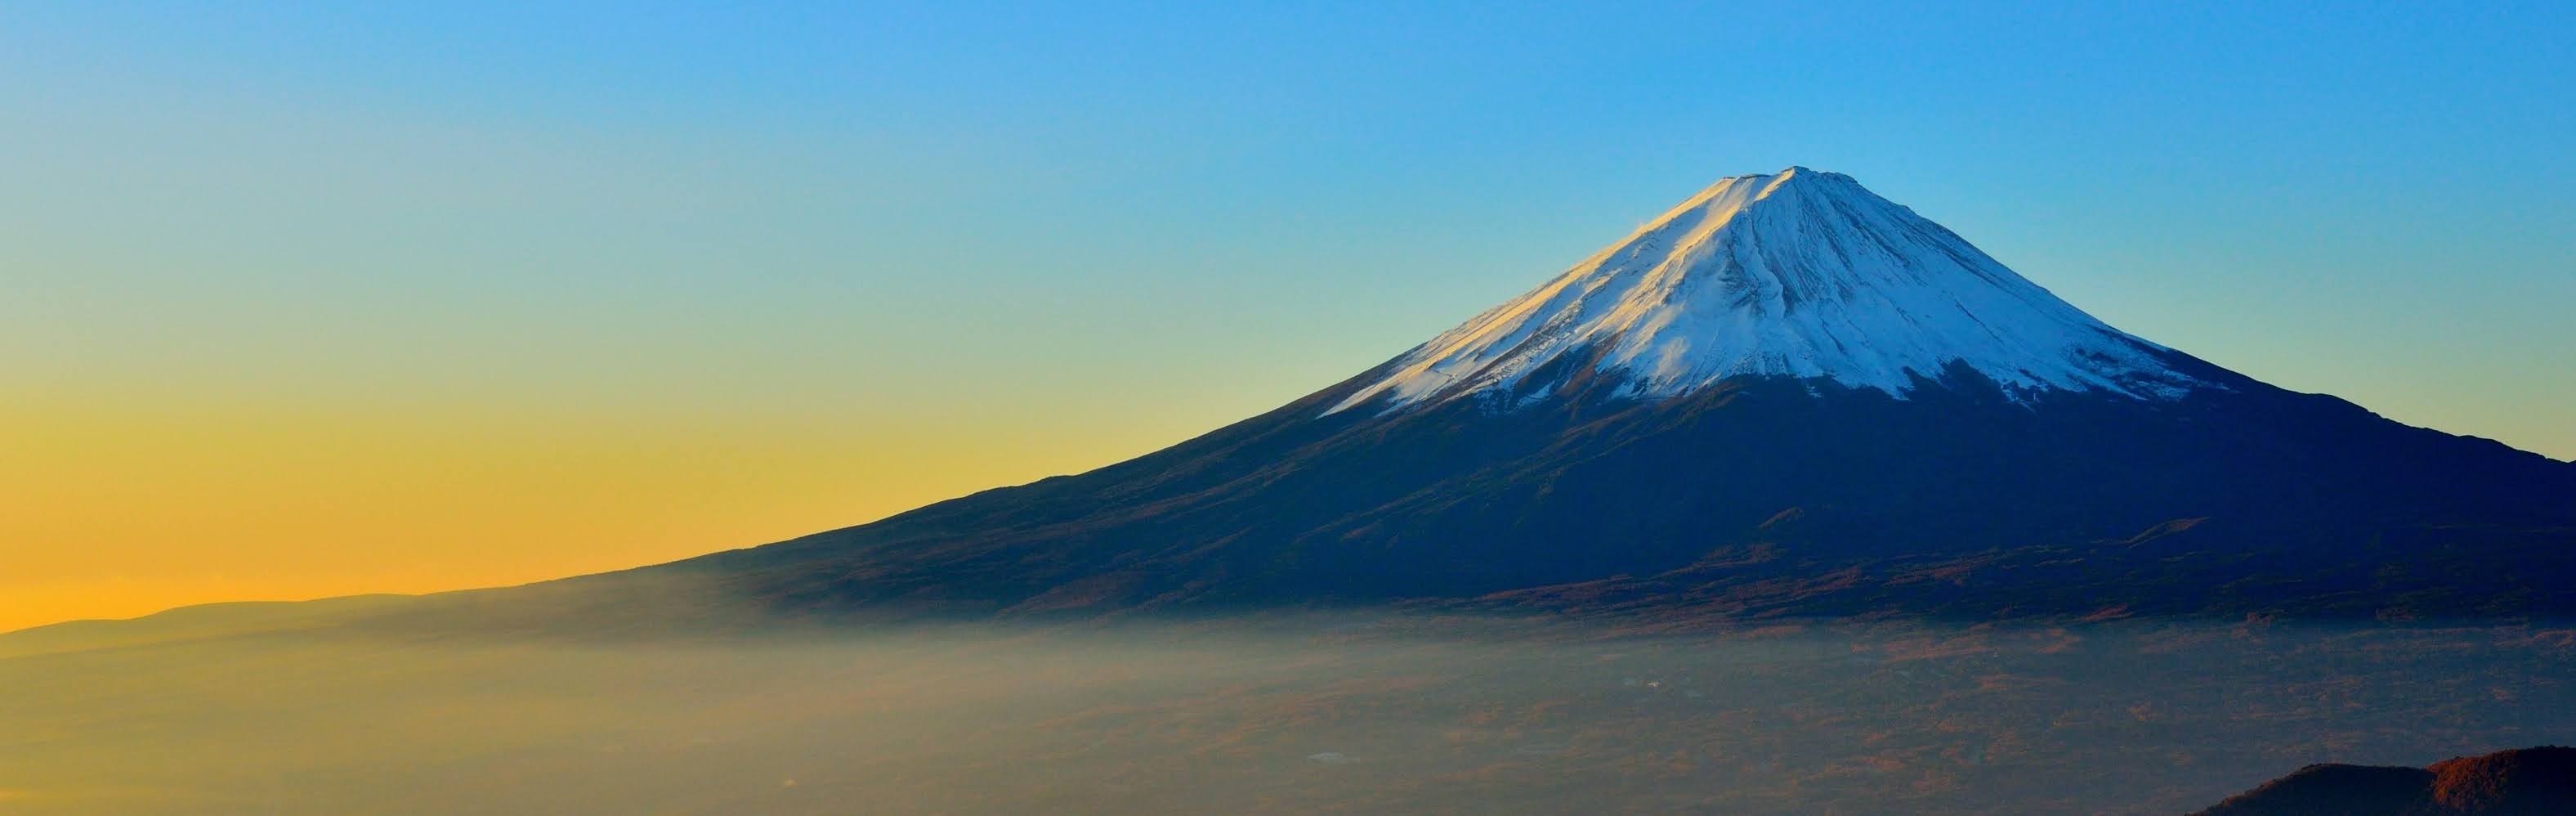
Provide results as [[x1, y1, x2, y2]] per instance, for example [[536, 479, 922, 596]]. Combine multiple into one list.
[[7, 2, 2574, 631]]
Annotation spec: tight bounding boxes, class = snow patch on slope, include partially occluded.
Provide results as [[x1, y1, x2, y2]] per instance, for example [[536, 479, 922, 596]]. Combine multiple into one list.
[[1330, 168, 2206, 415]]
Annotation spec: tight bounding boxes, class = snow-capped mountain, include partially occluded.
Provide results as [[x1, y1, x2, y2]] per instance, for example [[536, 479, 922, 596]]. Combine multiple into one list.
[[1334, 168, 2203, 413], [595, 168, 2576, 624]]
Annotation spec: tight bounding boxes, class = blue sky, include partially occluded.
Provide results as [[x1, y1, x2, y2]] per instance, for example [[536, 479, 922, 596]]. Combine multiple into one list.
[[8, 0, 2573, 454], [2, 1, 2572, 624]]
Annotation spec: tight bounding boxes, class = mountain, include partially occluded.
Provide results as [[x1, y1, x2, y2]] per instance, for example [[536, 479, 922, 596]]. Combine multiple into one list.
[[1331, 168, 2203, 414], [618, 168, 2574, 622], [2193, 747, 2576, 815]]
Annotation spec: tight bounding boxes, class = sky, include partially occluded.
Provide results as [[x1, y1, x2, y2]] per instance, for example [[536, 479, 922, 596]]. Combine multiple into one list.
[[3, 1, 2571, 631]]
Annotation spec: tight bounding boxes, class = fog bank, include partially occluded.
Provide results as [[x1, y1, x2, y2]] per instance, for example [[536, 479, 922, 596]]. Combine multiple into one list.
[[3, 614, 2571, 814]]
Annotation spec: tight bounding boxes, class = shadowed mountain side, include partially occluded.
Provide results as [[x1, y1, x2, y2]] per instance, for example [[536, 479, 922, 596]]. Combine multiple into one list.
[[2193, 747, 2576, 815], [593, 347, 2576, 624]]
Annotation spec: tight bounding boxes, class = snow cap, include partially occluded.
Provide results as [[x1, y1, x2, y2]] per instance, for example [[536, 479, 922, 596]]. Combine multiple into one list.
[[1329, 168, 2204, 415]]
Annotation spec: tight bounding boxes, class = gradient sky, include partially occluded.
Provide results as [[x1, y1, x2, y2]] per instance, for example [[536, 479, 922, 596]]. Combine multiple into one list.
[[5, 1, 2571, 631]]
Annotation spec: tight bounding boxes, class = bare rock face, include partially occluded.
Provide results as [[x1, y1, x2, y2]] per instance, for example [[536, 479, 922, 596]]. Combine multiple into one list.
[[2425, 747, 2576, 814]]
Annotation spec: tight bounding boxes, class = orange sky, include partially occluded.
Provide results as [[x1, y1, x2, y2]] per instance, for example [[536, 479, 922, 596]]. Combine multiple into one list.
[[0, 388, 1235, 633]]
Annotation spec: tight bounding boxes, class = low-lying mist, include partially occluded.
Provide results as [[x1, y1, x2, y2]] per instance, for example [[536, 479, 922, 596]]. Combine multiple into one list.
[[4, 608, 2572, 814]]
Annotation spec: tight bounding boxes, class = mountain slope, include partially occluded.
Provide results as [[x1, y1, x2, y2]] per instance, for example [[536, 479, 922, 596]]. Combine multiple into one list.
[[622, 168, 2574, 622]]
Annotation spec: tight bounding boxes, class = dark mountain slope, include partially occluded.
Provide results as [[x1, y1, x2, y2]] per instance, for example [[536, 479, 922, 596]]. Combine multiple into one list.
[[624, 352, 2574, 621]]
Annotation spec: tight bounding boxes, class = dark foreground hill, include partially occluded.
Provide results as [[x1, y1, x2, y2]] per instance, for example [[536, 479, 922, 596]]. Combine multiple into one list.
[[2193, 747, 2576, 816]]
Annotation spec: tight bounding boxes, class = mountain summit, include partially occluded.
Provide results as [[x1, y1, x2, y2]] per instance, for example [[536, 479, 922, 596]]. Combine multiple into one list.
[[1336, 168, 2202, 414], [586, 168, 2574, 624]]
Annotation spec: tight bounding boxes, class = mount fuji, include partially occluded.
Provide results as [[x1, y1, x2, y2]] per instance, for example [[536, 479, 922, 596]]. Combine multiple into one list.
[[601, 168, 2574, 623]]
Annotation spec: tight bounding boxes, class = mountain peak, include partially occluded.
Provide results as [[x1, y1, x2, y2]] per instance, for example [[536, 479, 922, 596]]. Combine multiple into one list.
[[1328, 168, 2210, 415]]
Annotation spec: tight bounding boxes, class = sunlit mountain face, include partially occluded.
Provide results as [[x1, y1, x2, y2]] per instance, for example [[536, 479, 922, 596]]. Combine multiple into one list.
[[549, 168, 2576, 625]]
